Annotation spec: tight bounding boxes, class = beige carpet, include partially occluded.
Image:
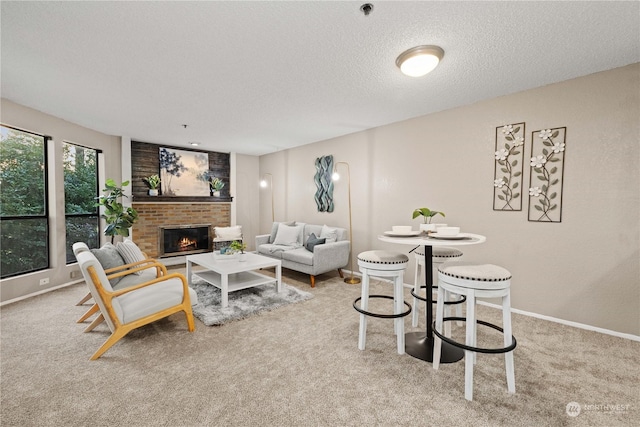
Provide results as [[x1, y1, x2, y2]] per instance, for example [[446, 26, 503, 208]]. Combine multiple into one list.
[[1, 268, 638, 426]]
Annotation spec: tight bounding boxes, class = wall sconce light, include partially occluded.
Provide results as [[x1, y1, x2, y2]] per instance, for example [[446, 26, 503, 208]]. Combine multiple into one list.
[[260, 173, 274, 223], [396, 45, 444, 77], [332, 162, 361, 285]]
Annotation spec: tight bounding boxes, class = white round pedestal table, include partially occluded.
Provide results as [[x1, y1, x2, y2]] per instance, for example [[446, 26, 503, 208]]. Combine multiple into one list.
[[378, 233, 486, 364]]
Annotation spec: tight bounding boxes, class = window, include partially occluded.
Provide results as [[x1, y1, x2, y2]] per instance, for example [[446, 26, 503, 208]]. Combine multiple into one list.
[[63, 142, 99, 263], [0, 125, 49, 278]]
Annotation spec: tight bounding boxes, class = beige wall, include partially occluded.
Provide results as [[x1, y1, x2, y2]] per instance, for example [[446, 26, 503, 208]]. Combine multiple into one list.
[[234, 154, 260, 251], [0, 99, 121, 302], [259, 64, 640, 336]]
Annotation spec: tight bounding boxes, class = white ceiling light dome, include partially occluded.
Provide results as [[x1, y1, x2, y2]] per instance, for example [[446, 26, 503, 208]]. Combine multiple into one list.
[[396, 45, 445, 77]]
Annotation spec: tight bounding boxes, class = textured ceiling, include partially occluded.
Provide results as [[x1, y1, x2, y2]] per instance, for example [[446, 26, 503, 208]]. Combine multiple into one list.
[[1, 1, 639, 156]]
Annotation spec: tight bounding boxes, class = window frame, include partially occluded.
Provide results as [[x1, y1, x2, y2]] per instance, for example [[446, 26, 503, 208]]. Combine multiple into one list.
[[0, 124, 50, 279], [63, 141, 101, 264]]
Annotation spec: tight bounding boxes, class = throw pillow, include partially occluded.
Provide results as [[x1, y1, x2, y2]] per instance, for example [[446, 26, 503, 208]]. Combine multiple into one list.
[[320, 225, 338, 243], [304, 233, 326, 252], [90, 243, 125, 285], [115, 240, 146, 275], [215, 225, 243, 240], [273, 224, 303, 246], [269, 221, 296, 243]]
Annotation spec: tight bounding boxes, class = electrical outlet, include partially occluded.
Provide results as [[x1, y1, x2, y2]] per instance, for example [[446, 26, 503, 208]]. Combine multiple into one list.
[[70, 270, 81, 279], [39, 277, 50, 286]]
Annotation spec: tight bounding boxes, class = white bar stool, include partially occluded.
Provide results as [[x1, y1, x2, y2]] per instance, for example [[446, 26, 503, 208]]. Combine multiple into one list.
[[354, 250, 411, 355], [412, 246, 464, 328], [433, 261, 516, 401]]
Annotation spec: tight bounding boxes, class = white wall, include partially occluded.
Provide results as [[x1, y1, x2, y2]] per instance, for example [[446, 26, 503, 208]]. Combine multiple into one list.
[[259, 64, 640, 336], [0, 99, 121, 302], [234, 154, 260, 251]]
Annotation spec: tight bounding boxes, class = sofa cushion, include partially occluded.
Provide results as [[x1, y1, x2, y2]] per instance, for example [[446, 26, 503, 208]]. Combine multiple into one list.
[[90, 243, 125, 286], [274, 224, 303, 246], [282, 247, 314, 266], [269, 221, 296, 243], [320, 225, 338, 243], [305, 233, 326, 252], [257, 244, 285, 259], [215, 225, 242, 240]]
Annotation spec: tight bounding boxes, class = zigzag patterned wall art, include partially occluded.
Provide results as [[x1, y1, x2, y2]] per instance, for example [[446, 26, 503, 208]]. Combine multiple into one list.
[[314, 155, 334, 212]]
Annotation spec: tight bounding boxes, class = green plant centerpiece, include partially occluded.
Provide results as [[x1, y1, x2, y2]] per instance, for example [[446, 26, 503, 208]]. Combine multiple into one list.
[[412, 207, 445, 232], [96, 179, 139, 243], [228, 240, 246, 254]]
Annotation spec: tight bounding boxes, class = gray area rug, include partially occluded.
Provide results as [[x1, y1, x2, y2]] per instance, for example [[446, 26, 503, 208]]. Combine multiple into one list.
[[189, 278, 313, 326]]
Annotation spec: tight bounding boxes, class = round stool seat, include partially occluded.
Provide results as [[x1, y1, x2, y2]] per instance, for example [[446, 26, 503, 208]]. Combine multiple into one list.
[[358, 250, 408, 271], [415, 246, 463, 259], [438, 261, 511, 290]]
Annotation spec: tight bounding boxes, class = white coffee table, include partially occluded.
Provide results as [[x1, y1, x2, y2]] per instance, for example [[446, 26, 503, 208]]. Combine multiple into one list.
[[186, 252, 282, 308]]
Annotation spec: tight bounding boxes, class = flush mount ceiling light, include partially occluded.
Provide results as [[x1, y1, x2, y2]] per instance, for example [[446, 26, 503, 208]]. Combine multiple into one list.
[[396, 45, 444, 77]]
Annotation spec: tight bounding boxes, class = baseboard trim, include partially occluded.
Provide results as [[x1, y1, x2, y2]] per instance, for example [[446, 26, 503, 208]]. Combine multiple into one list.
[[475, 300, 640, 342], [0, 279, 84, 307]]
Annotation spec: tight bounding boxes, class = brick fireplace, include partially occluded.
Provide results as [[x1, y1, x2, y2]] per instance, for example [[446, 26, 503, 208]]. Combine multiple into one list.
[[132, 202, 231, 259]]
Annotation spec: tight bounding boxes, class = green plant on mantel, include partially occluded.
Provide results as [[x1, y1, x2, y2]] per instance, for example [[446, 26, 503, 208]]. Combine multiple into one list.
[[412, 207, 445, 224], [95, 179, 138, 243], [210, 177, 225, 192], [142, 174, 161, 189]]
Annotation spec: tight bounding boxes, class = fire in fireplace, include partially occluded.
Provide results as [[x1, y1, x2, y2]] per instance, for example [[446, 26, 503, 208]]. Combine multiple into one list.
[[159, 224, 211, 257]]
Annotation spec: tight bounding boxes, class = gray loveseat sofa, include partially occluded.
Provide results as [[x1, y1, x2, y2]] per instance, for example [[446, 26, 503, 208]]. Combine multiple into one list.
[[255, 222, 350, 287]]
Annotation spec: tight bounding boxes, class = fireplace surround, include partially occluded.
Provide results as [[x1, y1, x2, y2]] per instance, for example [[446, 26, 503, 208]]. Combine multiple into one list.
[[159, 224, 211, 257]]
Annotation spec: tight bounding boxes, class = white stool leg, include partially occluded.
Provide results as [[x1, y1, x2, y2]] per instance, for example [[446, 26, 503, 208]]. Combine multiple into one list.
[[358, 269, 370, 351], [412, 259, 421, 327], [503, 291, 516, 394], [464, 289, 476, 401], [432, 285, 446, 369], [443, 290, 452, 338]]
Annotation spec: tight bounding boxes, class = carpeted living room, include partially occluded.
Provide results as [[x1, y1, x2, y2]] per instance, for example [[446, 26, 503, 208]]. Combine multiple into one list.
[[1, 2, 639, 427]]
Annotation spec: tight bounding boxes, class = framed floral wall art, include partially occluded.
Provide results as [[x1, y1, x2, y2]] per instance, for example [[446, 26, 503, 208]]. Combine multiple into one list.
[[528, 127, 566, 222], [493, 123, 526, 211]]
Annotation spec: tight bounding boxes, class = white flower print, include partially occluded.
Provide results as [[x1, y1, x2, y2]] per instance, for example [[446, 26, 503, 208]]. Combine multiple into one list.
[[552, 142, 565, 153], [495, 148, 509, 161], [502, 125, 513, 134], [529, 186, 541, 197], [539, 129, 552, 140], [530, 155, 546, 168], [494, 178, 506, 188], [514, 136, 524, 147]]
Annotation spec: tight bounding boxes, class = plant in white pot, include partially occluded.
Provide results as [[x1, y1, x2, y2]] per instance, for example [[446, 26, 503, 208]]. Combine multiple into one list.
[[142, 174, 161, 196], [210, 177, 224, 197], [412, 207, 445, 232]]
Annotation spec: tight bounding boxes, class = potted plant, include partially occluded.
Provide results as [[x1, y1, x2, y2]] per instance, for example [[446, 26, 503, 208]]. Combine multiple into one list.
[[210, 177, 225, 197], [142, 174, 161, 196], [412, 207, 445, 232], [95, 179, 139, 243], [229, 240, 247, 261]]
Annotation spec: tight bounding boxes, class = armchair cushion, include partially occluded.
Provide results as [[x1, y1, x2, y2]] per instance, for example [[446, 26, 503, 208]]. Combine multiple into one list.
[[91, 243, 125, 285], [115, 277, 190, 324], [116, 240, 146, 274]]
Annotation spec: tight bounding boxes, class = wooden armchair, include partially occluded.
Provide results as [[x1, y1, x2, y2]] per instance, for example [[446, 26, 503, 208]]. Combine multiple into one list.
[[75, 250, 195, 360], [72, 242, 168, 332]]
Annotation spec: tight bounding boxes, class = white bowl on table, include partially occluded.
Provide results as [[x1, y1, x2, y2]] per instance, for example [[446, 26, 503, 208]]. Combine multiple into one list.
[[436, 226, 460, 237], [392, 225, 413, 234]]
